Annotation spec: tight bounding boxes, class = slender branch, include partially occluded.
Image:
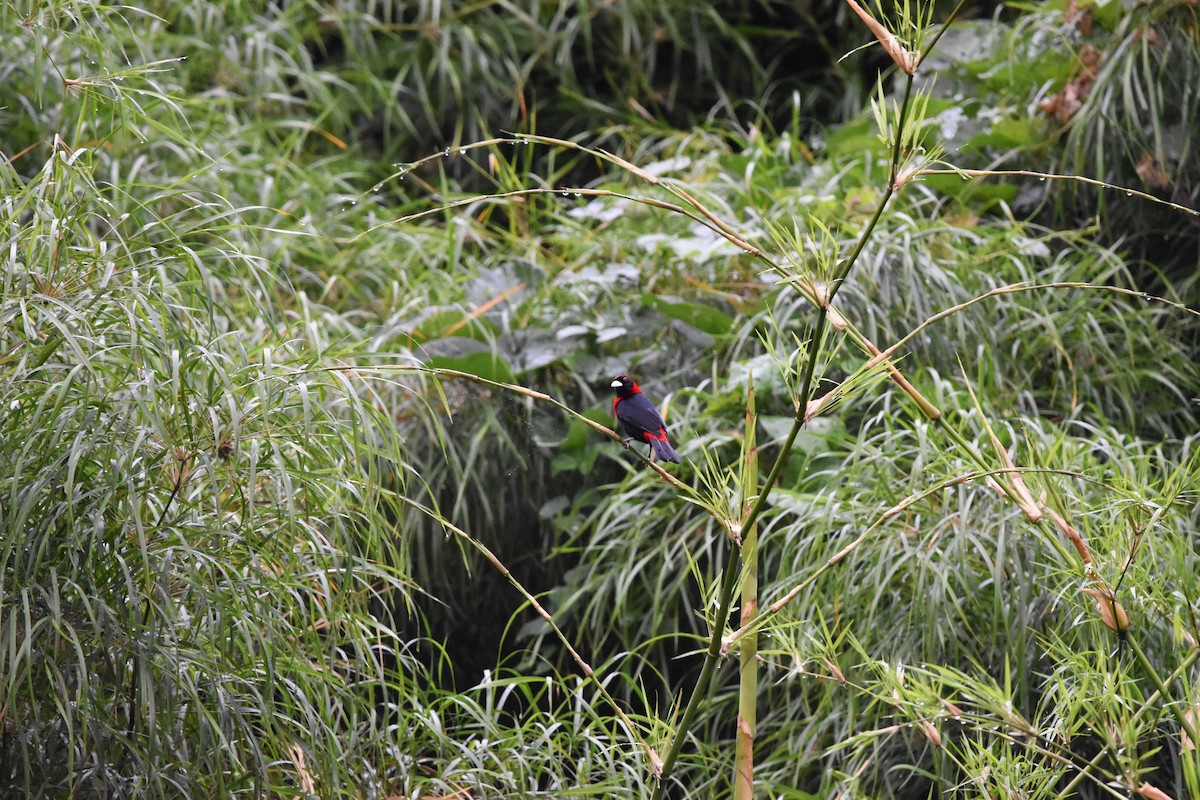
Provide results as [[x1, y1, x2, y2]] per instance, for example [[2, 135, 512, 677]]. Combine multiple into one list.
[[886, 76, 915, 190], [653, 62, 920, 798], [834, 186, 894, 296], [917, 0, 969, 69], [329, 363, 691, 490], [722, 461, 1126, 648], [355, 186, 692, 240], [400, 131, 950, 429], [918, 167, 1200, 217], [652, 267, 835, 799]]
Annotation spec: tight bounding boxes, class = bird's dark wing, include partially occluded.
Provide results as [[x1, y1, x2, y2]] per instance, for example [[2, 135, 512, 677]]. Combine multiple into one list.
[[616, 393, 668, 438]]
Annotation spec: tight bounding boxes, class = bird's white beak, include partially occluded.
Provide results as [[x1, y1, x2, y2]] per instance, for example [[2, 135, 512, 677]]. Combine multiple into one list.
[[610, 379, 622, 388]]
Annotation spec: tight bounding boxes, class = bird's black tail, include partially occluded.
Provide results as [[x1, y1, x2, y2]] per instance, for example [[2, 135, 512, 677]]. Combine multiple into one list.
[[646, 433, 681, 463]]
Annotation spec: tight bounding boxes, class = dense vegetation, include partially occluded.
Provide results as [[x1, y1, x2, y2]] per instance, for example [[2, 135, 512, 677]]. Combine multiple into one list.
[[2, 0, 1198, 797]]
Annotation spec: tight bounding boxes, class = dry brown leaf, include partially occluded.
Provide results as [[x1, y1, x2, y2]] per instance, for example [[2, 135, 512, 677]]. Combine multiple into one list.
[[1082, 585, 1130, 633], [1135, 152, 1171, 188], [1038, 44, 1103, 122], [1137, 782, 1175, 800]]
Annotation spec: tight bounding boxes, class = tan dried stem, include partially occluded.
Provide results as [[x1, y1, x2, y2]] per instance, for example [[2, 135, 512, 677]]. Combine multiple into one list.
[[1136, 782, 1175, 800], [845, 0, 917, 74], [1040, 497, 1093, 567], [1039, 494, 1130, 632]]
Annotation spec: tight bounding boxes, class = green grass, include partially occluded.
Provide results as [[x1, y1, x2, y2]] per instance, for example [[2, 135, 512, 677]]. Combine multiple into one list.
[[2, 0, 1199, 798]]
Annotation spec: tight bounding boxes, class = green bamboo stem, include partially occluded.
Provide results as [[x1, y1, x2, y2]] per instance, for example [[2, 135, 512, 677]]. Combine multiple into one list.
[[733, 381, 760, 799], [654, 63, 918, 797], [1053, 644, 1200, 799], [1127, 634, 1200, 750], [653, 90, 907, 786], [652, 314, 832, 798], [886, 76, 915, 190], [650, 546, 743, 799]]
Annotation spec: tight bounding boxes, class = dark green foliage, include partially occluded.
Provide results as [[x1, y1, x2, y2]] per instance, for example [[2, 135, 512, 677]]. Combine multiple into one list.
[[4, 0, 1200, 798], [919, 1, 1200, 277]]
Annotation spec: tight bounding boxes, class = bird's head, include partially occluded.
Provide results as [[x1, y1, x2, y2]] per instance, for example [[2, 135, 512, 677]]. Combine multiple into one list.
[[610, 374, 639, 397]]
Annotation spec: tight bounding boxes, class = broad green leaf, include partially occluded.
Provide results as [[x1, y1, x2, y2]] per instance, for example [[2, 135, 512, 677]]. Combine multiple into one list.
[[425, 350, 517, 384], [965, 117, 1038, 150], [643, 294, 734, 335], [407, 309, 498, 344]]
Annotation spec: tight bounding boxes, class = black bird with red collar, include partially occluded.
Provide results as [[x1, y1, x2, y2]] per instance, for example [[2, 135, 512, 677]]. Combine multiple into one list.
[[610, 374, 681, 463]]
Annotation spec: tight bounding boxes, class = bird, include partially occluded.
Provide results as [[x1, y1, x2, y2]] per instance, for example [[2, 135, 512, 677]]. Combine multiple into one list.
[[610, 374, 681, 463]]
